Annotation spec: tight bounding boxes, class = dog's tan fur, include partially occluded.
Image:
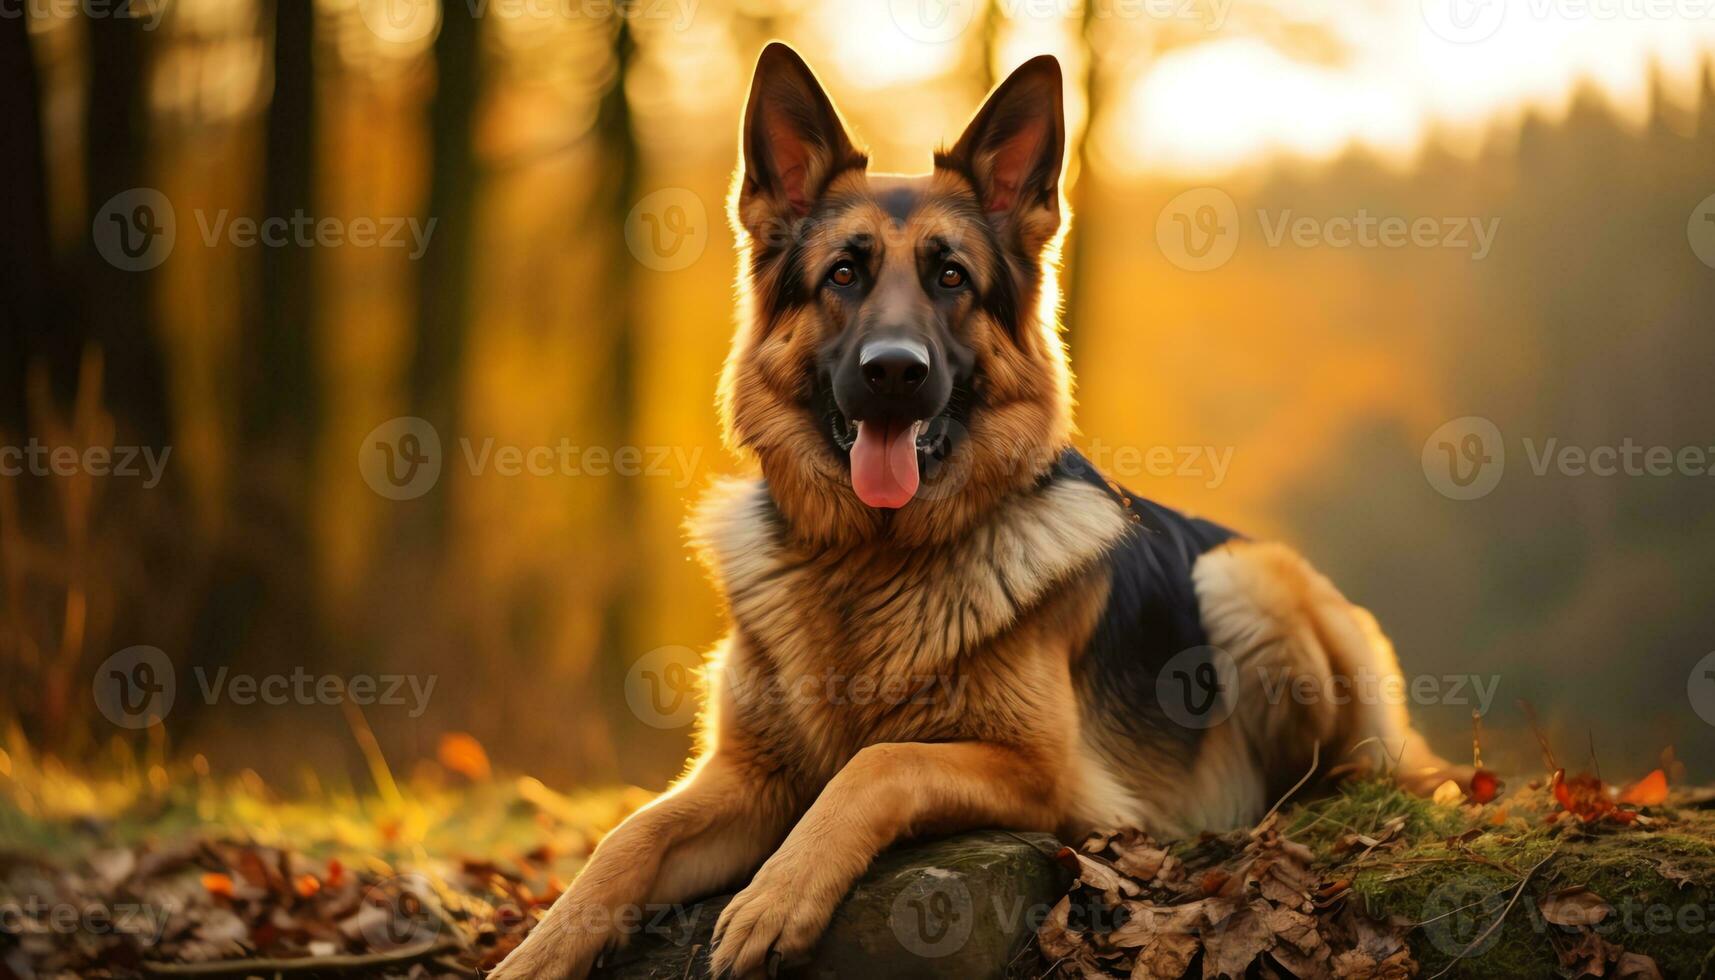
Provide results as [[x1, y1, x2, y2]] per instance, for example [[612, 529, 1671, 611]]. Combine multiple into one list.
[[492, 44, 1466, 980]]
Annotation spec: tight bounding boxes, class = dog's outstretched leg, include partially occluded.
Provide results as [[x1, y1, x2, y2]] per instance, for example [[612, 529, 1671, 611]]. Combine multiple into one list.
[[707, 740, 1060, 979], [490, 753, 790, 980]]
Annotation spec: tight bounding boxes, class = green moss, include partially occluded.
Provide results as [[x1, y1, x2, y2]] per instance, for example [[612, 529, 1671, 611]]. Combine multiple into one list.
[[1285, 783, 1715, 979]]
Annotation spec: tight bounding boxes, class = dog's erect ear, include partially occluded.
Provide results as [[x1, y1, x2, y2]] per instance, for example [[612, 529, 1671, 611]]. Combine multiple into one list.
[[738, 43, 864, 234], [941, 55, 1065, 248]]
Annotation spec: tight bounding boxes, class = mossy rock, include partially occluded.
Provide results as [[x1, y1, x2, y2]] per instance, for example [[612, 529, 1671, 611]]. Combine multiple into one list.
[[594, 830, 1072, 980], [1286, 783, 1715, 979]]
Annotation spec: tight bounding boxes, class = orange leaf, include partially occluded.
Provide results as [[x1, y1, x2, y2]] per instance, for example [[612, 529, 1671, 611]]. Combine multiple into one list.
[[202, 872, 236, 899], [1469, 769, 1502, 804], [1618, 769, 1668, 806], [293, 873, 321, 898], [438, 732, 492, 782]]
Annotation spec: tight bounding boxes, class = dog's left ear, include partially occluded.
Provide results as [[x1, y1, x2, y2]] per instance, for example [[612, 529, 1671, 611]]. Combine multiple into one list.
[[940, 55, 1065, 252]]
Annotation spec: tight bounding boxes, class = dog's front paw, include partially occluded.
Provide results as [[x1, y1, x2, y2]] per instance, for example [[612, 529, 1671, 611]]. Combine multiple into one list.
[[487, 910, 604, 980], [710, 866, 838, 978]]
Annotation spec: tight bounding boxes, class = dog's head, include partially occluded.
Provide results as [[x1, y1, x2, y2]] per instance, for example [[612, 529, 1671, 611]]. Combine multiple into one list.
[[720, 43, 1072, 547]]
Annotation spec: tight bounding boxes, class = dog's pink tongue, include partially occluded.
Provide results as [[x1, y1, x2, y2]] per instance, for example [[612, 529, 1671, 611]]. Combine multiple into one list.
[[850, 419, 920, 509]]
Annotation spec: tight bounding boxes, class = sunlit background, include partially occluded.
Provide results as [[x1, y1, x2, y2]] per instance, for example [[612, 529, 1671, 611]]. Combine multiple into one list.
[[5, 0, 1715, 803]]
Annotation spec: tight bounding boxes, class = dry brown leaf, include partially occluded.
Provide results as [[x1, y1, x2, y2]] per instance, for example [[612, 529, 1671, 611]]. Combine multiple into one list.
[[1541, 885, 1614, 928]]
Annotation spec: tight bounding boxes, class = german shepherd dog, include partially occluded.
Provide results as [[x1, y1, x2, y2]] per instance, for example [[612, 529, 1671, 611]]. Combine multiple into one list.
[[493, 43, 1470, 980]]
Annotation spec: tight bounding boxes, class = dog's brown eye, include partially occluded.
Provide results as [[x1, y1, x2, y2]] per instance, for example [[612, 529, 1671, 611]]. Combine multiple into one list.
[[938, 264, 966, 289], [828, 262, 857, 288]]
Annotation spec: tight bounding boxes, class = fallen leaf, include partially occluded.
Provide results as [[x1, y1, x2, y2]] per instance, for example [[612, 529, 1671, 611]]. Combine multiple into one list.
[[438, 731, 492, 781], [1469, 768, 1503, 804], [1541, 886, 1613, 928], [1618, 769, 1668, 806], [200, 872, 236, 900]]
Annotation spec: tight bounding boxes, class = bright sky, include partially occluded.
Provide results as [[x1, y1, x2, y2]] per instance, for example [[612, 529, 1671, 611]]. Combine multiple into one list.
[[806, 0, 1715, 178], [1111, 1, 1715, 175]]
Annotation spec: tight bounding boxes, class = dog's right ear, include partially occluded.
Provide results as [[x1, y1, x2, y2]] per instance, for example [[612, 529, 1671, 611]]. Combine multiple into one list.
[[737, 43, 865, 239]]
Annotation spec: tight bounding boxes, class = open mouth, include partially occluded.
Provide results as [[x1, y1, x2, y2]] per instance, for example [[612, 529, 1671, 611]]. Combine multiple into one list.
[[822, 401, 964, 510]]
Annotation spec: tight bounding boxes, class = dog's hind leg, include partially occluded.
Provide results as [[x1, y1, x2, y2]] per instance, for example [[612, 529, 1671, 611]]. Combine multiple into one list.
[[1192, 541, 1474, 808], [489, 751, 794, 980]]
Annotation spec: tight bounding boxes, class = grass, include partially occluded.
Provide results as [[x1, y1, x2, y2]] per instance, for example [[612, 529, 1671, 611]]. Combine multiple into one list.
[[3, 732, 1713, 979], [1286, 779, 1715, 979], [0, 733, 643, 877]]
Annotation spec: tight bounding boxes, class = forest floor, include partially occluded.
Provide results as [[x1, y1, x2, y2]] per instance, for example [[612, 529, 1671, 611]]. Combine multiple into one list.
[[2, 733, 1713, 979]]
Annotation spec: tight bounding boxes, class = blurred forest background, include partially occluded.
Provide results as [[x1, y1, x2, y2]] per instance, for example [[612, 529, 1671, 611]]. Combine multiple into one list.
[[3, 0, 1715, 801]]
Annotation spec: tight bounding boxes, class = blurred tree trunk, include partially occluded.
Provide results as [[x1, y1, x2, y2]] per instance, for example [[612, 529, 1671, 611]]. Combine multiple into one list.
[[84, 8, 170, 450], [409, 0, 480, 544], [1059, 2, 1102, 360], [0, 17, 57, 434], [593, 20, 644, 774], [253, 0, 318, 451], [191, 0, 323, 681]]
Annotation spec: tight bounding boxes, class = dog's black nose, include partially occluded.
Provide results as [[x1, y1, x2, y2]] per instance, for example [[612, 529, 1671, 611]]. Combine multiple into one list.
[[861, 343, 930, 397]]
